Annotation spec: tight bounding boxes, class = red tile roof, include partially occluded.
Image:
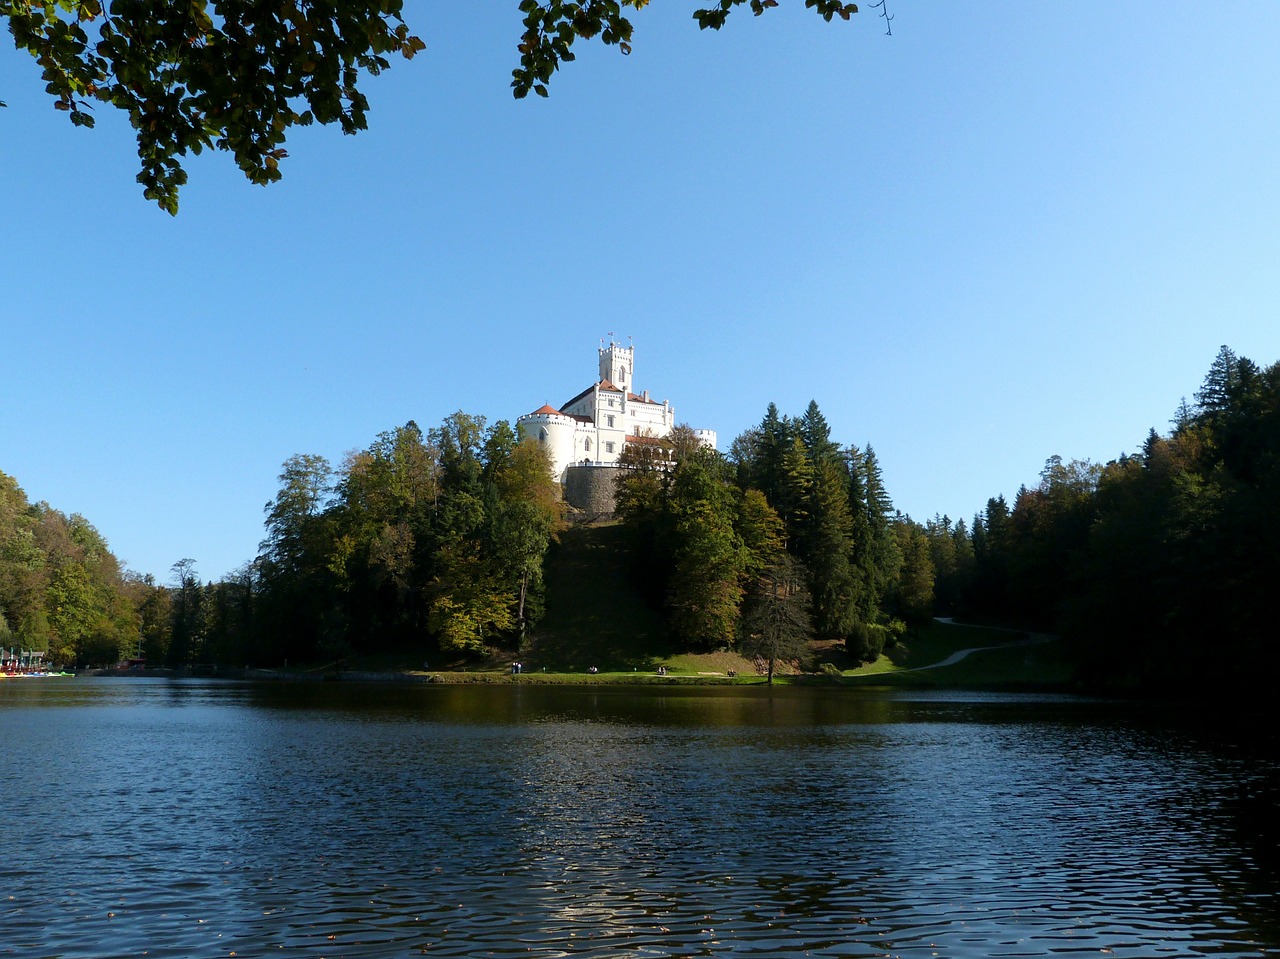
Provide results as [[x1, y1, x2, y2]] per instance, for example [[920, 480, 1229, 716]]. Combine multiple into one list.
[[528, 404, 563, 416], [625, 434, 674, 446]]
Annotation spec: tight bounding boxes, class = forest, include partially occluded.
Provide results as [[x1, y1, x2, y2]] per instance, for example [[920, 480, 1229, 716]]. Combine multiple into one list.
[[2, 346, 1276, 692]]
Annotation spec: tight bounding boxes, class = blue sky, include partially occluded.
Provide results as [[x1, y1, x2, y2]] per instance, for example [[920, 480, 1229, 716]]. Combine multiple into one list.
[[3, 3, 1279, 583]]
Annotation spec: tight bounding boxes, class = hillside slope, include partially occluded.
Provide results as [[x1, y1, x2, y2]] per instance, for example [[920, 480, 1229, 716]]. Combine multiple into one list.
[[527, 523, 669, 670]]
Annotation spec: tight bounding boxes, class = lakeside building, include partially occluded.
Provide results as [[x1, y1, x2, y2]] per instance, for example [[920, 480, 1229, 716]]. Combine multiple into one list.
[[517, 338, 716, 511]]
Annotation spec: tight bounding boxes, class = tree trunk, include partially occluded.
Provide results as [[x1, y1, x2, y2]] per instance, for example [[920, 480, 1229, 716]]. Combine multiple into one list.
[[517, 568, 529, 638]]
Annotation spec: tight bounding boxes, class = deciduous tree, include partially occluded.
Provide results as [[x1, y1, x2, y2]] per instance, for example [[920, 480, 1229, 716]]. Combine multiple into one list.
[[665, 460, 747, 648], [3, 0, 857, 212]]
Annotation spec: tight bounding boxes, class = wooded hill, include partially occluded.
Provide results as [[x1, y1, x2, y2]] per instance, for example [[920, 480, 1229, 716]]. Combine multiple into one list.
[[3, 346, 1276, 692]]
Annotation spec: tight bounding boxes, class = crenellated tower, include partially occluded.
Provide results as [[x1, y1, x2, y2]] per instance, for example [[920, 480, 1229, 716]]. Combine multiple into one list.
[[598, 337, 633, 390]]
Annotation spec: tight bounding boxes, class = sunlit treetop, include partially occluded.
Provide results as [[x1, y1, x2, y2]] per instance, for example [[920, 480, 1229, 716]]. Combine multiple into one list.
[[2, 0, 856, 213]]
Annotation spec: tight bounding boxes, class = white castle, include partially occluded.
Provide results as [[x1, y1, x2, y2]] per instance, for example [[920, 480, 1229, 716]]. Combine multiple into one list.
[[517, 338, 716, 486]]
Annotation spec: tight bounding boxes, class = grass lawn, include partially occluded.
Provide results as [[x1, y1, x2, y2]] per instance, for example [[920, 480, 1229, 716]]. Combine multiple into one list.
[[341, 617, 1071, 688], [837, 620, 1074, 689]]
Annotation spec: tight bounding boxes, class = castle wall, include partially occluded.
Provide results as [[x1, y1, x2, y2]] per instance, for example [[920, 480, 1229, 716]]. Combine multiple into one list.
[[563, 464, 619, 515], [627, 402, 671, 434]]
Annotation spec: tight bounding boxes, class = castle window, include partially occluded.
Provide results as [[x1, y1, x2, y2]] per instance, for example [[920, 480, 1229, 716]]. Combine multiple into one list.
[[539, 428, 547, 443], [585, 437, 592, 452], [605, 441, 615, 454], [607, 415, 615, 428]]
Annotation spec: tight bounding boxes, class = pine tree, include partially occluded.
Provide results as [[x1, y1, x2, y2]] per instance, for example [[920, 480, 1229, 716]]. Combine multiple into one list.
[[925, 514, 959, 615], [890, 520, 934, 630], [798, 400, 840, 466], [845, 444, 877, 623], [776, 435, 815, 545], [1195, 345, 1240, 416], [856, 445, 900, 614], [801, 458, 859, 639]]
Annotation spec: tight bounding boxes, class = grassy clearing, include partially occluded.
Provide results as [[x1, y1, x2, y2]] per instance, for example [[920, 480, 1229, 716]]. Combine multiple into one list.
[[838, 620, 1072, 689], [662, 650, 759, 676], [890, 622, 1026, 669], [807, 622, 1002, 677], [339, 618, 1072, 688]]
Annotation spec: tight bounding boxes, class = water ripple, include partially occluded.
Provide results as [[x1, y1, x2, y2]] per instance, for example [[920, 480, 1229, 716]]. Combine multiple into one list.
[[2, 681, 1278, 958]]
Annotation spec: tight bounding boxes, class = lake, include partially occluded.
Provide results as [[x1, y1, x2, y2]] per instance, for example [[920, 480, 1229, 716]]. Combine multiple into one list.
[[2, 678, 1277, 958]]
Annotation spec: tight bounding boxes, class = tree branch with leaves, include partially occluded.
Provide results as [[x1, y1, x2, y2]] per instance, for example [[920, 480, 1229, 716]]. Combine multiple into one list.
[[4, 0, 856, 211]]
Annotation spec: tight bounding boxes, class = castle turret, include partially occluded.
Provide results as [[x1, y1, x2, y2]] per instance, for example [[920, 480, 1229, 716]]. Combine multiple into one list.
[[516, 405, 583, 482]]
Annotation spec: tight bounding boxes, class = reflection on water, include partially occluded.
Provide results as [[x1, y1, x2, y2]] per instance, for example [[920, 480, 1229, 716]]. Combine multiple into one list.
[[2, 679, 1277, 958]]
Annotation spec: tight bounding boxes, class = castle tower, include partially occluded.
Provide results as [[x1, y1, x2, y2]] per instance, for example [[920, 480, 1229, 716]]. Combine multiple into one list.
[[599, 337, 634, 390]]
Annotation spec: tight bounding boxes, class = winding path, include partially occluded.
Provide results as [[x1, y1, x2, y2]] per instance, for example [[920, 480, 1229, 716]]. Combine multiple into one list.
[[903, 619, 1056, 672]]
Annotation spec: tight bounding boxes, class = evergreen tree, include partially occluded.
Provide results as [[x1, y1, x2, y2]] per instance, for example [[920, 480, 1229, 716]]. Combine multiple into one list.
[[776, 434, 814, 544], [856, 445, 900, 615], [950, 518, 976, 615], [203, 566, 255, 666], [844, 444, 878, 624], [432, 411, 487, 493], [924, 515, 959, 615], [1194, 345, 1240, 416], [481, 420, 519, 486], [889, 519, 934, 631], [167, 559, 205, 667], [800, 458, 859, 639], [739, 552, 812, 684], [749, 403, 791, 505], [798, 400, 841, 466]]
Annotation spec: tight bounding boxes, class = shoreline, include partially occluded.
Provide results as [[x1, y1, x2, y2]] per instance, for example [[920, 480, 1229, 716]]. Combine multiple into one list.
[[71, 624, 1070, 690], [78, 666, 762, 685], [72, 665, 1073, 693]]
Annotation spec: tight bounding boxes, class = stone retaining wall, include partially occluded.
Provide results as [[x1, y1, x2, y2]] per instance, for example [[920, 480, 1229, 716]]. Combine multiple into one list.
[[563, 464, 618, 515]]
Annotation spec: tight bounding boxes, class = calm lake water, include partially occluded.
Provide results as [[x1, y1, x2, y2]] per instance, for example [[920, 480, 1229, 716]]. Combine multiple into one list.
[[2, 678, 1278, 958]]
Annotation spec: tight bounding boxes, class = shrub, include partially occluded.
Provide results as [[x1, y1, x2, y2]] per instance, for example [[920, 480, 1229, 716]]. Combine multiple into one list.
[[847, 621, 888, 663]]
